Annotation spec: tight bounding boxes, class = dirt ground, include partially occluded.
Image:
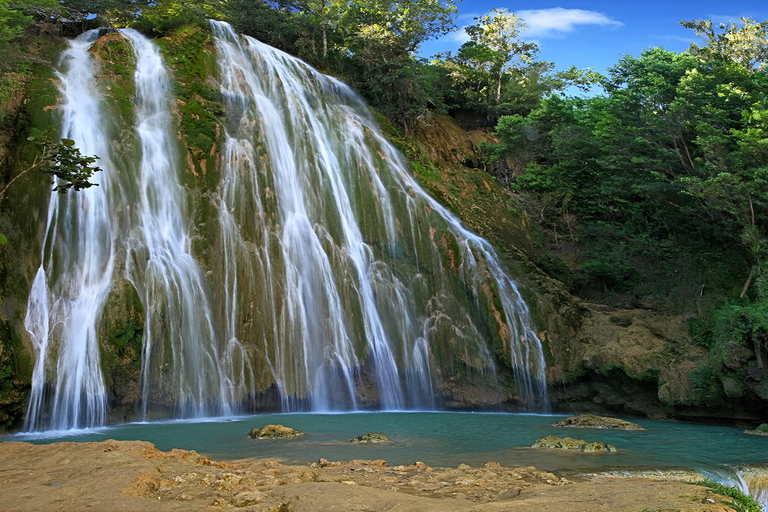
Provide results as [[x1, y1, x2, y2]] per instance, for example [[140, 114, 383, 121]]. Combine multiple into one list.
[[0, 440, 739, 511]]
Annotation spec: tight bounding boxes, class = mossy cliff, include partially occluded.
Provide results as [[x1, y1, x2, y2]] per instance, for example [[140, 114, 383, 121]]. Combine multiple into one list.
[[0, 33, 67, 430]]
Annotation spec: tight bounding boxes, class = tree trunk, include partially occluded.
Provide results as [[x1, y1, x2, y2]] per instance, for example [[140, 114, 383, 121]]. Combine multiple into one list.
[[322, 23, 327, 58], [496, 71, 502, 104], [740, 268, 755, 298]]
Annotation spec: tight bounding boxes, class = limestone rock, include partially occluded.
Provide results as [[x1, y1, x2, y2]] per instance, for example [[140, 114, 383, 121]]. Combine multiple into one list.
[[551, 414, 644, 431], [532, 435, 618, 453], [247, 424, 304, 439], [347, 432, 392, 444]]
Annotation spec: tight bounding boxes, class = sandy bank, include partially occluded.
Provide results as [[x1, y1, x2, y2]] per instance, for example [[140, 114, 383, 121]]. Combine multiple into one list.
[[0, 440, 739, 511]]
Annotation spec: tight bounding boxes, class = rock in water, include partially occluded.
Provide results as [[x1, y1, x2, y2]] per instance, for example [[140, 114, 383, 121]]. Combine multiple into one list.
[[744, 423, 768, 436], [348, 432, 393, 444], [551, 414, 644, 431], [532, 435, 618, 453], [248, 424, 304, 439]]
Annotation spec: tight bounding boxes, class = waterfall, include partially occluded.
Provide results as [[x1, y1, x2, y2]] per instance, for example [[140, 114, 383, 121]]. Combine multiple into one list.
[[209, 21, 549, 412], [24, 31, 116, 431], [119, 29, 237, 419], [23, 23, 549, 430]]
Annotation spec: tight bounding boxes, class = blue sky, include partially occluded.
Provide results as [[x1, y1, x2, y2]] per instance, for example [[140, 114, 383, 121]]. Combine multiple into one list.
[[421, 1, 768, 76]]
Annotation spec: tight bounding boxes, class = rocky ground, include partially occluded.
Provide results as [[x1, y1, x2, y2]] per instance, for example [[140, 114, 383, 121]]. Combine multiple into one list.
[[0, 440, 745, 511]]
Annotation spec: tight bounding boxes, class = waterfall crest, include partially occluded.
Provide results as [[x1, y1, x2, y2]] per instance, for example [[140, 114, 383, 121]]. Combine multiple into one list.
[[24, 23, 549, 430]]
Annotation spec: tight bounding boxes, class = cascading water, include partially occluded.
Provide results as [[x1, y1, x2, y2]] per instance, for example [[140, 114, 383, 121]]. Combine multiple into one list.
[[209, 21, 549, 412], [119, 29, 238, 419], [24, 23, 550, 430], [706, 467, 768, 511], [24, 30, 116, 431]]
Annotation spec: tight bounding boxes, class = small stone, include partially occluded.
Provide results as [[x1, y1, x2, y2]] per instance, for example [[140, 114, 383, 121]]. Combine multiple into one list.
[[413, 462, 430, 469], [457, 463, 471, 470], [484, 462, 502, 468], [497, 489, 521, 500], [347, 432, 393, 444], [247, 424, 304, 439], [231, 490, 268, 507]]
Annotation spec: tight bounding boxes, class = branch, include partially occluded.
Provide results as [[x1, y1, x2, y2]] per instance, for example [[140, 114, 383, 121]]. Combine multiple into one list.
[[0, 154, 41, 204]]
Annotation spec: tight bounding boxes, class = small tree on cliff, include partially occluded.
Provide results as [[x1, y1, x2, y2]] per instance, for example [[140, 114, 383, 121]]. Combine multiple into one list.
[[0, 133, 102, 244]]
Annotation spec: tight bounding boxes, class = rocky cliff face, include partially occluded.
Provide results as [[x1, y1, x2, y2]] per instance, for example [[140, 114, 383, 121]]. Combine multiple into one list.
[[407, 114, 768, 424]]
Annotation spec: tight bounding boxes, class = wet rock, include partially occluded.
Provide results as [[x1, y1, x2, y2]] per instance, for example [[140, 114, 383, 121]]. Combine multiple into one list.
[[723, 342, 754, 370], [347, 432, 392, 444], [744, 424, 768, 437], [551, 414, 644, 431], [721, 376, 745, 398], [247, 424, 304, 439], [532, 435, 618, 453]]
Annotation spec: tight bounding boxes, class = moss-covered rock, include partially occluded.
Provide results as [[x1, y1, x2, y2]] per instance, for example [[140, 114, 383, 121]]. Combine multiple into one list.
[[744, 424, 768, 436], [248, 424, 304, 439], [551, 414, 644, 431], [532, 435, 617, 453], [348, 432, 392, 444]]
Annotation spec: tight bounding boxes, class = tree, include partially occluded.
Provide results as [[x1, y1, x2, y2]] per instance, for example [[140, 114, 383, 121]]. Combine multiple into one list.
[[463, 8, 537, 104], [440, 8, 539, 113], [681, 17, 768, 73]]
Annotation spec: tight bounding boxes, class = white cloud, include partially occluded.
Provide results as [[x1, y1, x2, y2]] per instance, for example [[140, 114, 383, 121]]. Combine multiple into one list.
[[516, 8, 622, 38], [439, 7, 622, 49], [446, 30, 471, 44]]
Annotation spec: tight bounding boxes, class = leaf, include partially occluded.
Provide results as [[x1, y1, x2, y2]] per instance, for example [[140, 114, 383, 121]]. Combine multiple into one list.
[[60, 138, 76, 147], [0, 233, 7, 245]]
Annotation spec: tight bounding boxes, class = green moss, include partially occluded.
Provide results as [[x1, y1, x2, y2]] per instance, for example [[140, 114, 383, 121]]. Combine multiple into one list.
[[0, 321, 31, 429], [157, 24, 224, 192], [100, 318, 144, 394]]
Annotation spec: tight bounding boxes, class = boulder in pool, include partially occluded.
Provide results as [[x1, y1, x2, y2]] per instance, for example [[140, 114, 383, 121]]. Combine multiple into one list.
[[348, 432, 392, 444], [533, 435, 617, 453], [551, 414, 644, 431], [248, 424, 304, 439], [744, 423, 768, 437]]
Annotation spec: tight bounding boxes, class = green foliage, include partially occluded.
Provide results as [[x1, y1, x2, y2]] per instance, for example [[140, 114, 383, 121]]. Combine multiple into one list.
[[484, 19, 768, 307], [681, 17, 768, 73], [0, 0, 31, 46], [687, 365, 723, 403], [756, 423, 768, 432], [109, 319, 143, 362], [132, 0, 222, 35], [697, 480, 762, 512], [31, 135, 103, 193]]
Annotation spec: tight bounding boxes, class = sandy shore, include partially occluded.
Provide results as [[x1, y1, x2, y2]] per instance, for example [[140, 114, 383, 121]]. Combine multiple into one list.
[[0, 440, 740, 511]]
